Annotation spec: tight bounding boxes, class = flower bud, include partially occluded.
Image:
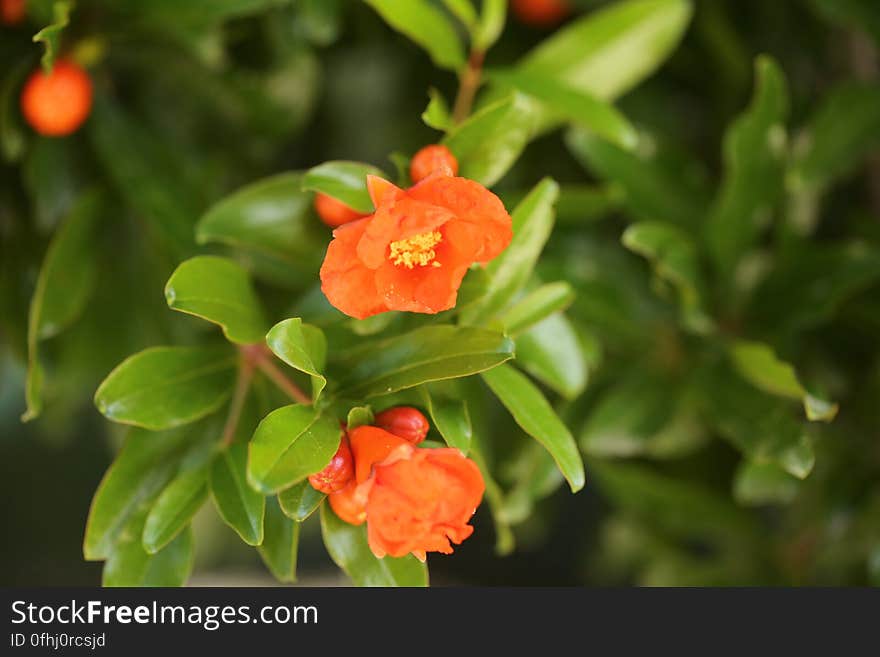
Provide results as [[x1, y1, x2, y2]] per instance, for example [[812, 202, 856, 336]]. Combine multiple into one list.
[[511, 0, 570, 26], [374, 406, 430, 445], [21, 61, 93, 137], [308, 441, 354, 493], [1, 0, 26, 25], [410, 144, 458, 183], [314, 193, 368, 228]]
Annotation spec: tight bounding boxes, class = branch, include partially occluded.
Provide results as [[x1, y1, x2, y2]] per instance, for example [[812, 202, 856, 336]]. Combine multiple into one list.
[[452, 49, 485, 125]]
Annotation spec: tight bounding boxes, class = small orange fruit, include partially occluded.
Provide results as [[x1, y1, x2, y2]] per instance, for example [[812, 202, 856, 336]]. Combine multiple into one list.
[[313, 193, 368, 228], [410, 144, 458, 183], [21, 61, 93, 137], [510, 0, 571, 27]]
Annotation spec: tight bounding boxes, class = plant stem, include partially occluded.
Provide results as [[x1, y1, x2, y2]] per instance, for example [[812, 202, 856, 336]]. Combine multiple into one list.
[[452, 49, 485, 125], [257, 357, 312, 405], [221, 355, 254, 448]]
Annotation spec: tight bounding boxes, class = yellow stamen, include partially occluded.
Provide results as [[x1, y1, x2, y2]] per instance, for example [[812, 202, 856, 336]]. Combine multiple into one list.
[[389, 230, 442, 268]]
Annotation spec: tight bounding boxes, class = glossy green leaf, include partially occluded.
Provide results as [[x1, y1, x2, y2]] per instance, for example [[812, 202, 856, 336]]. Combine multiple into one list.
[[481, 364, 585, 492], [474, 0, 506, 51], [23, 189, 103, 422], [143, 465, 209, 554], [490, 69, 637, 149], [730, 340, 837, 422], [622, 221, 711, 332], [265, 318, 327, 401], [320, 505, 428, 587], [337, 325, 515, 398], [733, 460, 801, 507], [247, 405, 342, 494], [698, 362, 815, 479], [33, 1, 72, 72], [460, 178, 559, 324], [165, 256, 268, 344], [196, 172, 324, 260], [788, 82, 880, 194], [301, 160, 386, 213], [365, 0, 466, 71], [517, 0, 693, 130], [421, 88, 452, 132], [420, 387, 472, 452], [210, 441, 266, 545], [278, 480, 325, 522], [258, 496, 300, 583], [500, 282, 574, 336], [566, 127, 708, 230], [442, 0, 476, 28], [705, 56, 789, 274], [104, 522, 194, 587], [94, 345, 236, 430], [346, 405, 375, 430], [515, 313, 587, 400], [84, 427, 197, 561], [443, 93, 536, 187]]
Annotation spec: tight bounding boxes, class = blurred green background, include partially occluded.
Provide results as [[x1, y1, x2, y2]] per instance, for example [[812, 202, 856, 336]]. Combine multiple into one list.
[[2, 0, 880, 586]]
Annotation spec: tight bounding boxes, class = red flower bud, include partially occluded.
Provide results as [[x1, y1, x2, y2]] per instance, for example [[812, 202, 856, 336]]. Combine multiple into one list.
[[21, 61, 93, 137], [511, 0, 570, 26], [374, 406, 430, 445], [314, 193, 368, 228], [1, 0, 26, 25], [410, 144, 458, 183], [308, 441, 354, 493]]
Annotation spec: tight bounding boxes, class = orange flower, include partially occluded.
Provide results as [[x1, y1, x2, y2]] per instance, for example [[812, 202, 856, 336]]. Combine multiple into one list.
[[410, 144, 458, 183], [320, 171, 512, 319], [327, 424, 484, 561]]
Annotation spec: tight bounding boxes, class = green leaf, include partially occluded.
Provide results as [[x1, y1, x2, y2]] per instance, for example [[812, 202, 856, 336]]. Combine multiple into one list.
[[104, 522, 194, 587], [788, 82, 880, 194], [337, 325, 515, 398], [258, 496, 300, 583], [265, 318, 327, 401], [247, 405, 342, 494], [481, 364, 585, 492], [733, 460, 801, 507], [346, 405, 375, 430], [698, 362, 815, 479], [590, 461, 757, 544], [442, 0, 476, 28], [23, 189, 103, 422], [729, 340, 838, 422], [33, 1, 72, 72], [499, 282, 575, 336], [301, 160, 386, 214], [421, 88, 453, 132], [165, 256, 269, 345], [89, 98, 200, 257], [84, 427, 198, 561], [320, 505, 428, 587], [515, 313, 588, 400], [420, 387, 472, 452], [364, 0, 466, 71], [278, 480, 325, 522], [196, 172, 324, 261], [517, 0, 693, 131], [94, 345, 236, 430], [490, 69, 637, 149], [210, 442, 266, 545], [443, 93, 536, 187], [143, 465, 209, 554], [474, 0, 506, 51], [705, 56, 789, 274], [566, 127, 708, 230], [460, 178, 559, 324], [622, 221, 711, 332]]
